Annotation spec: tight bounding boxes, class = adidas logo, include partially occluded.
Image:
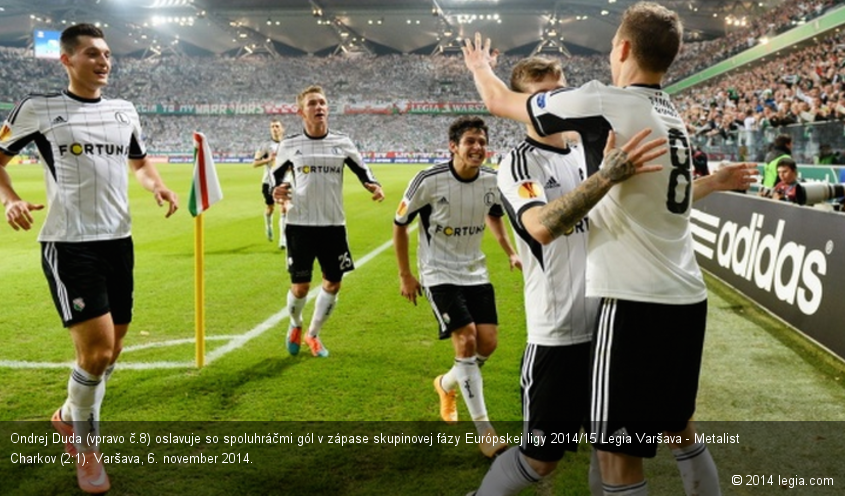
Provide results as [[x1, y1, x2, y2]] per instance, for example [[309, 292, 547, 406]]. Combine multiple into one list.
[[544, 176, 561, 189], [437, 197, 450, 206], [52, 116, 67, 124], [295, 150, 302, 155]]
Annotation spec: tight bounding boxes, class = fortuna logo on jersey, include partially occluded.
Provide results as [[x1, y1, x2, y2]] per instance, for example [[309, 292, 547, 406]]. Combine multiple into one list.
[[690, 210, 827, 315], [433, 224, 485, 236], [297, 165, 342, 174], [57, 143, 130, 156], [518, 181, 542, 199]]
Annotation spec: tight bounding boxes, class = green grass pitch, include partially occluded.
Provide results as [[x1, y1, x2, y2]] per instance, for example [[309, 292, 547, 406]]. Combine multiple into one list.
[[1, 161, 843, 495]]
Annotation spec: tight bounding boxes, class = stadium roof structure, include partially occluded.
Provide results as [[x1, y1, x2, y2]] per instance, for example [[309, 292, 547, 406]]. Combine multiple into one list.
[[1, 0, 787, 57]]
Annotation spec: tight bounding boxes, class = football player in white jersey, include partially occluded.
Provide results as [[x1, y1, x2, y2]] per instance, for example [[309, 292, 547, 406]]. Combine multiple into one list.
[[273, 85, 384, 358], [0, 24, 178, 494], [394, 116, 521, 458], [472, 56, 674, 496], [464, 3, 757, 495], [252, 118, 287, 248]]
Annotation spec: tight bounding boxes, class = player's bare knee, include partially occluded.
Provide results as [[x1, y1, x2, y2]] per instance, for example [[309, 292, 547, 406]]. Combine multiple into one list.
[[476, 334, 497, 357], [452, 327, 477, 357], [291, 284, 309, 299], [597, 450, 644, 485], [525, 454, 558, 477], [79, 349, 114, 376], [322, 280, 341, 295]]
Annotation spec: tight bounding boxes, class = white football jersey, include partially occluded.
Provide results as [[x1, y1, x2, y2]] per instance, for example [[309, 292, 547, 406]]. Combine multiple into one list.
[[395, 161, 503, 287], [275, 130, 378, 226], [499, 138, 596, 346], [0, 91, 146, 242], [255, 138, 281, 186], [528, 81, 706, 304]]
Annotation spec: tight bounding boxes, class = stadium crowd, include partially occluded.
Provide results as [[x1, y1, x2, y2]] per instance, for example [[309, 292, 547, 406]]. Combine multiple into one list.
[[2, 0, 845, 159], [675, 21, 845, 164], [666, 0, 841, 85]]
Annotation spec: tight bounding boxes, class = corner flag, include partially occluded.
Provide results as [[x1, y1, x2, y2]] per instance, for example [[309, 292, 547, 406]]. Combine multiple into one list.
[[188, 132, 223, 217], [189, 131, 222, 368]]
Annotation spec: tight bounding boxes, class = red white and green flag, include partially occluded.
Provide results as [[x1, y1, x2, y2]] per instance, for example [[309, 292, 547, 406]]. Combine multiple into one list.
[[188, 131, 223, 217]]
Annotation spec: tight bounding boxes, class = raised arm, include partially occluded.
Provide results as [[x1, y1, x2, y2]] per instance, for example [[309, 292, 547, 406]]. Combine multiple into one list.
[[463, 33, 530, 123]]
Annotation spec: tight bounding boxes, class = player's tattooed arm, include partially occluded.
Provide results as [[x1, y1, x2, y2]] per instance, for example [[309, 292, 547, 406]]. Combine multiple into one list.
[[537, 171, 615, 238], [599, 148, 637, 183], [535, 129, 667, 240]]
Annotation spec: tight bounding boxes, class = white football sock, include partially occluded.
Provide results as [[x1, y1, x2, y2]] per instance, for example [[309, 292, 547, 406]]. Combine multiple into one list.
[[475, 448, 541, 496], [673, 442, 721, 496], [452, 356, 489, 429], [287, 290, 307, 327], [308, 289, 337, 337], [66, 366, 102, 451]]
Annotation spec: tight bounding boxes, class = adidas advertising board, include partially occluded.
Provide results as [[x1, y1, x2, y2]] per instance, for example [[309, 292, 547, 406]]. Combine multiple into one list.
[[692, 193, 845, 361]]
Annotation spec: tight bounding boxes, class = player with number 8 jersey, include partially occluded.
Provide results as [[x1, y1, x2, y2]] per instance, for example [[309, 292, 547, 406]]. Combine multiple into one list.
[[460, 3, 761, 493], [527, 81, 706, 304]]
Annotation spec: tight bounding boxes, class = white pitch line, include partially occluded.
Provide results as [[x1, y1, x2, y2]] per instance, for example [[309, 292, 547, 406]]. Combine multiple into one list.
[[122, 335, 239, 353], [203, 234, 403, 366], [0, 229, 411, 371]]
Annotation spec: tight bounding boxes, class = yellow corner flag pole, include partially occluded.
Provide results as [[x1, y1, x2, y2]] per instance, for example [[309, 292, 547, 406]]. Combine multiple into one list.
[[189, 131, 223, 369], [195, 213, 205, 368]]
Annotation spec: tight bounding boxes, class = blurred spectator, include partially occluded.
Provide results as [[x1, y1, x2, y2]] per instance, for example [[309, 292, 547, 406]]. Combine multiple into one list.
[[692, 146, 710, 178], [815, 143, 845, 164]]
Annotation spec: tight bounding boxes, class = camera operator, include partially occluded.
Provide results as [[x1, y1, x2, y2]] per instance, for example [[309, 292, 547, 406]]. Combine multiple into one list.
[[758, 157, 800, 203]]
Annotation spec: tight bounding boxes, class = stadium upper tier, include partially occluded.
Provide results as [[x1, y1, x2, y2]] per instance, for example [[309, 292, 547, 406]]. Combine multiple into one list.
[[1, 0, 844, 158]]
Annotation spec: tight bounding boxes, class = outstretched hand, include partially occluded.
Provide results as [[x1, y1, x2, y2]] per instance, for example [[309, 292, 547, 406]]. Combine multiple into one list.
[[462, 32, 497, 72], [4, 199, 44, 231], [713, 162, 759, 191], [599, 129, 667, 184]]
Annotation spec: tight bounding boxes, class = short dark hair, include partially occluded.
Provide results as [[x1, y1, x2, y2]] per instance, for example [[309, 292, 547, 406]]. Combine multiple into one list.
[[776, 157, 797, 171], [448, 116, 488, 146], [618, 2, 682, 74], [774, 134, 792, 149], [510, 56, 564, 93], [60, 23, 105, 55]]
